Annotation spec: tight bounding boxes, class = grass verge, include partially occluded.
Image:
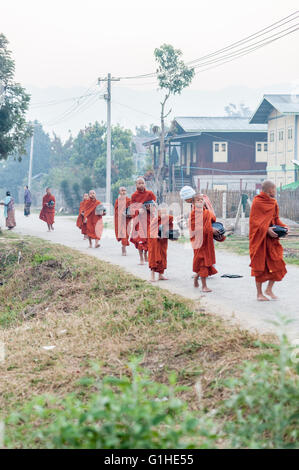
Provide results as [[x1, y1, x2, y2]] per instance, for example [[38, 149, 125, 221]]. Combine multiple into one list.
[[0, 232, 298, 448]]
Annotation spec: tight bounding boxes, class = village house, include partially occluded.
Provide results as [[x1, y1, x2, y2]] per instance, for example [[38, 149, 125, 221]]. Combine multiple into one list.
[[145, 117, 268, 191], [250, 94, 299, 187]]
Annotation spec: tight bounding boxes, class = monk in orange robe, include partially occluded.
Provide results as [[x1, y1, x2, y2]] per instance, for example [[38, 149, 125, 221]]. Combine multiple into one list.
[[148, 209, 174, 282], [189, 194, 223, 292], [114, 187, 131, 256], [249, 180, 288, 301], [130, 177, 156, 265], [39, 187, 55, 232], [84, 189, 105, 248], [76, 193, 89, 239]]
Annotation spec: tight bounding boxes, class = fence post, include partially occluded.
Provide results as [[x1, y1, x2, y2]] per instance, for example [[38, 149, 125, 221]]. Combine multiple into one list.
[[222, 192, 227, 219]]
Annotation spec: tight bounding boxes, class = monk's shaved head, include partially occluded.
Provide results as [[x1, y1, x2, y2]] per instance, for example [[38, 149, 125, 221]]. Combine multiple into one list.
[[136, 177, 145, 184], [262, 180, 276, 198], [136, 177, 146, 192]]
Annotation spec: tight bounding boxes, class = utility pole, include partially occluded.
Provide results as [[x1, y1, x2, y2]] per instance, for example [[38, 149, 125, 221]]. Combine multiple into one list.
[[28, 131, 34, 189], [98, 74, 120, 214]]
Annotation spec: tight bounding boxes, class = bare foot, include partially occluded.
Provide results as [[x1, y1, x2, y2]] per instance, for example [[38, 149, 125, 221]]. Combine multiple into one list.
[[158, 275, 168, 281], [257, 294, 270, 301], [95, 244, 100, 248], [194, 276, 199, 288], [138, 262, 145, 265], [202, 287, 212, 292], [150, 279, 156, 282], [265, 290, 278, 300]]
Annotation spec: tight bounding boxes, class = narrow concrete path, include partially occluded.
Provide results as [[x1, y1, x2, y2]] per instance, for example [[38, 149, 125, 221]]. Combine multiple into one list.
[[7, 210, 299, 340]]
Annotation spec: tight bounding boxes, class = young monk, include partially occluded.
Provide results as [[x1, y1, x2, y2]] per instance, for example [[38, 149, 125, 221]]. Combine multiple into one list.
[[76, 193, 89, 239], [84, 190, 105, 249], [130, 177, 156, 265], [39, 187, 55, 232], [148, 208, 174, 282], [249, 180, 288, 301], [114, 187, 131, 256], [189, 193, 223, 292]]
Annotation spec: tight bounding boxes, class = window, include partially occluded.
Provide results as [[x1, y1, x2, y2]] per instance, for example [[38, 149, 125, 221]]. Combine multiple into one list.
[[255, 142, 268, 162], [278, 130, 284, 141], [270, 132, 275, 142], [213, 142, 228, 162], [288, 127, 293, 139]]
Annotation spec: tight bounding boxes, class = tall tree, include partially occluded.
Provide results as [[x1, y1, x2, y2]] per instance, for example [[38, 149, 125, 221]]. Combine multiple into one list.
[[154, 44, 194, 200], [0, 121, 52, 201], [0, 33, 31, 159]]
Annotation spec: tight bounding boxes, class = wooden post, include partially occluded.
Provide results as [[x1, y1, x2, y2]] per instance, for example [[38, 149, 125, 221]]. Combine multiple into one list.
[[222, 192, 227, 219]]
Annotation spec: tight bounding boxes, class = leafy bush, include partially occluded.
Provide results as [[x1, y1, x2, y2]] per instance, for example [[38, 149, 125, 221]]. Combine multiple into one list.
[[223, 332, 299, 449], [6, 361, 217, 449]]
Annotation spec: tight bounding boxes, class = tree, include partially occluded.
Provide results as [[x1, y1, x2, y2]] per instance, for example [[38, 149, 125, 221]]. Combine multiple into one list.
[[135, 125, 155, 138], [154, 44, 194, 201], [71, 122, 133, 188], [0, 33, 31, 159], [0, 121, 52, 201], [224, 103, 252, 118]]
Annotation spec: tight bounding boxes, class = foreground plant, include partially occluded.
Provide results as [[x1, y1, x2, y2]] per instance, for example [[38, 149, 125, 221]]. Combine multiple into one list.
[[6, 361, 217, 449], [222, 328, 299, 449]]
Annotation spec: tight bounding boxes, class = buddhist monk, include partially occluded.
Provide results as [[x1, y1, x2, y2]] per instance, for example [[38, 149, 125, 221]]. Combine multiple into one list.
[[114, 187, 131, 256], [84, 190, 105, 248], [148, 208, 174, 282], [130, 177, 156, 265], [249, 180, 288, 301], [39, 187, 55, 232], [189, 194, 223, 292], [76, 193, 89, 239]]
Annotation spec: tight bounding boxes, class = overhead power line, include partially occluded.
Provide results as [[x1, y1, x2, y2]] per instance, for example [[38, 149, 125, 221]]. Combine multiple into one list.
[[117, 11, 298, 80]]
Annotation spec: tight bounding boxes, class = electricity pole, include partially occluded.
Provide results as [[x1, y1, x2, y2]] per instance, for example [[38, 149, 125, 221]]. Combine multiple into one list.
[[28, 132, 34, 189], [98, 74, 120, 214]]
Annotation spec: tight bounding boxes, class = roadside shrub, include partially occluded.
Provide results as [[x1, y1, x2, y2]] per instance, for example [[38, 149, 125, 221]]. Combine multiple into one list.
[[6, 361, 217, 449], [222, 331, 299, 448]]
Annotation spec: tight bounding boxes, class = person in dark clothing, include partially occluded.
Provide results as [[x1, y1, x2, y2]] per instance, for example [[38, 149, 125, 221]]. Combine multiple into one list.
[[24, 185, 32, 216]]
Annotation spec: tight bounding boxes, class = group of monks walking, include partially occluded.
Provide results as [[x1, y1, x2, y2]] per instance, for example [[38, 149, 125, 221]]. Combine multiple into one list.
[[39, 177, 288, 301]]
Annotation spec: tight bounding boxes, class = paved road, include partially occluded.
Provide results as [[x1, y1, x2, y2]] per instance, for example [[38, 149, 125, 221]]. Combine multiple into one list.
[[6, 210, 299, 340]]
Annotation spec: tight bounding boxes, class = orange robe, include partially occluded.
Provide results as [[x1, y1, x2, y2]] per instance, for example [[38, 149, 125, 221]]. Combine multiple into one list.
[[76, 200, 88, 235], [39, 194, 55, 225], [190, 206, 217, 278], [114, 197, 131, 247], [148, 215, 173, 274], [130, 189, 156, 251], [249, 192, 287, 283], [84, 198, 103, 240]]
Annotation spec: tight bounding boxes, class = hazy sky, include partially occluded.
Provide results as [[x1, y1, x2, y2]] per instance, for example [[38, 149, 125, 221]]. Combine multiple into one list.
[[2, 0, 299, 136]]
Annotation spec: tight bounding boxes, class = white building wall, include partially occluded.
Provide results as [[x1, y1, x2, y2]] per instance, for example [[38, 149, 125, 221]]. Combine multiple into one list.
[[193, 174, 266, 191], [267, 110, 296, 185]]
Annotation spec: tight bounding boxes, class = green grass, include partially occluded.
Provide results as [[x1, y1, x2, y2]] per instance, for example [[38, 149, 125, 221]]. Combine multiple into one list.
[[216, 235, 299, 265], [1, 232, 298, 448]]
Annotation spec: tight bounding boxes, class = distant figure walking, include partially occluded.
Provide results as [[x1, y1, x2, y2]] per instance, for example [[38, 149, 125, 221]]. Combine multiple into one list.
[[0, 191, 16, 230], [39, 187, 55, 232], [24, 185, 32, 216]]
